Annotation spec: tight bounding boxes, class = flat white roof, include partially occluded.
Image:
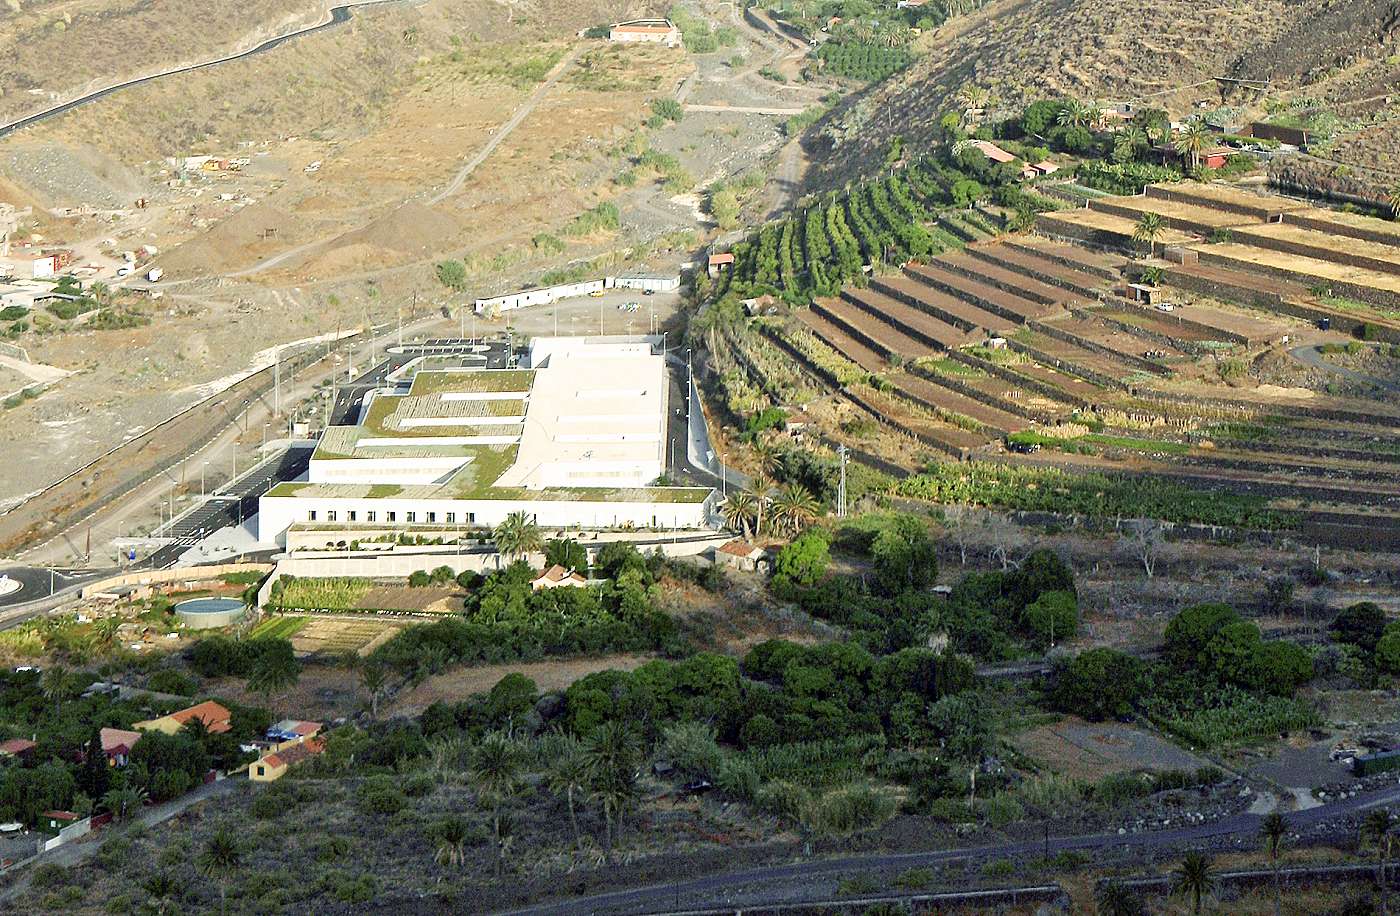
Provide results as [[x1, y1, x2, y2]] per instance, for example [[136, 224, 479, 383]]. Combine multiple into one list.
[[497, 340, 667, 489]]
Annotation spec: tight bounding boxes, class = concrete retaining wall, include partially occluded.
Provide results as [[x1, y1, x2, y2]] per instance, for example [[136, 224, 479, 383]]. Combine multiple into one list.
[[80, 563, 272, 599]]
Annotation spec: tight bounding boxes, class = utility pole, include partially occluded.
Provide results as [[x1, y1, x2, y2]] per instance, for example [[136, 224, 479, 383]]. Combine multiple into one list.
[[273, 352, 281, 417], [837, 444, 848, 519], [397, 301, 403, 348]]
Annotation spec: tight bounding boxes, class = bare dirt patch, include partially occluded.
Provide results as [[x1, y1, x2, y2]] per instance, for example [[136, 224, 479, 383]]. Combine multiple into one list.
[[386, 653, 656, 717], [1011, 716, 1212, 779]]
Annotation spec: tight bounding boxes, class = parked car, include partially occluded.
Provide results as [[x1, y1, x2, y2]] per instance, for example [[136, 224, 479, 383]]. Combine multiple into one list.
[[588, 290, 604, 298]]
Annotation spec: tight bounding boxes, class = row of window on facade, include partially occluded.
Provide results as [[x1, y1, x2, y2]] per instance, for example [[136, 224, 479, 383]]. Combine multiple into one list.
[[308, 509, 477, 525]]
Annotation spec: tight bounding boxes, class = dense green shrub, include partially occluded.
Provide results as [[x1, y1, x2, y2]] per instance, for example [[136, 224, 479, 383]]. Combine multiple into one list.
[[817, 41, 912, 82], [1050, 648, 1148, 720]]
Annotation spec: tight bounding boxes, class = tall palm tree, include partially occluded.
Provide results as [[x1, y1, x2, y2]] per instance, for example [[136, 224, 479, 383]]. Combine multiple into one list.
[[1175, 118, 1211, 171], [746, 474, 773, 536], [493, 511, 542, 561], [771, 482, 820, 536], [1094, 879, 1145, 916], [1389, 183, 1400, 220], [101, 785, 147, 821], [431, 816, 470, 868], [1260, 811, 1287, 916], [471, 732, 522, 875], [1364, 808, 1394, 916], [1132, 212, 1166, 259], [361, 661, 388, 720], [247, 647, 300, 719], [42, 664, 69, 719], [1171, 851, 1216, 916], [721, 491, 758, 538], [195, 825, 244, 911], [547, 737, 591, 857], [584, 721, 642, 865]]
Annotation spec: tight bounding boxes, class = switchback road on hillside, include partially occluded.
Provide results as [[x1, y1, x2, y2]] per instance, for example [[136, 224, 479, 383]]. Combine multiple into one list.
[[0, 0, 417, 141], [506, 778, 1400, 915]]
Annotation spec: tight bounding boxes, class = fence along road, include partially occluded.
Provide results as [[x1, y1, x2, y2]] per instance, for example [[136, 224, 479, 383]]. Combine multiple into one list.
[[0, 0, 418, 140]]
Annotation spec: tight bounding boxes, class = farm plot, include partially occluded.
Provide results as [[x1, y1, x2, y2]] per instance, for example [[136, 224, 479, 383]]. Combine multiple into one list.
[[250, 615, 308, 640], [1198, 242, 1400, 300], [873, 274, 1017, 334], [891, 371, 1030, 434], [918, 360, 1076, 422], [1097, 306, 1225, 344], [291, 617, 408, 657], [850, 382, 992, 453], [1089, 194, 1258, 232], [355, 585, 463, 614], [1043, 315, 1188, 362], [906, 261, 1063, 324]]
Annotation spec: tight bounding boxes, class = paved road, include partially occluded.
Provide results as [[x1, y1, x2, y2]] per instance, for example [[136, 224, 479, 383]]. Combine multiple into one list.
[[1290, 344, 1400, 394], [149, 447, 313, 567], [0, 0, 415, 141], [427, 47, 582, 205], [508, 778, 1400, 915]]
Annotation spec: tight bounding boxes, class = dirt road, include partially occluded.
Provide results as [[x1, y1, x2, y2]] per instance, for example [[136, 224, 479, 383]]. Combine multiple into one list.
[[428, 46, 583, 206]]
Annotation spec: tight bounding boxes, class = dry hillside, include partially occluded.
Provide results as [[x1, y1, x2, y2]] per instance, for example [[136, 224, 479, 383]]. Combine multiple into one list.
[[0, 0, 328, 122], [803, 0, 1398, 190]]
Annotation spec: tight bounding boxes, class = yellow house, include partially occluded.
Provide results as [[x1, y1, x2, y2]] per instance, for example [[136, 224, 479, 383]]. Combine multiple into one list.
[[249, 738, 324, 783], [133, 700, 232, 736]]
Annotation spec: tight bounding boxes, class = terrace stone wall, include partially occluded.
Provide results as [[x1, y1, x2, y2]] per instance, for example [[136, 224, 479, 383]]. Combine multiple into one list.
[[1164, 268, 1400, 343], [1193, 248, 1400, 309], [1231, 228, 1400, 278], [1285, 212, 1400, 249]]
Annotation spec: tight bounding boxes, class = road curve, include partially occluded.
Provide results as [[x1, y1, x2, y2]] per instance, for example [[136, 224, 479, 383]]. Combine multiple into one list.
[[1290, 344, 1400, 394], [0, 0, 416, 141], [504, 779, 1400, 915]]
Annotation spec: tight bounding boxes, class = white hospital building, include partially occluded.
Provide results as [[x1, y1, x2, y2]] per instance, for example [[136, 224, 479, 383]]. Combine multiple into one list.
[[257, 337, 716, 547]]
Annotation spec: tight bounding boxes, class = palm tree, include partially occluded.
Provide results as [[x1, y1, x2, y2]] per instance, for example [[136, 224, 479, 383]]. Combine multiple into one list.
[[141, 871, 180, 916], [1094, 879, 1145, 916], [1171, 851, 1216, 915], [584, 720, 642, 865], [247, 646, 300, 719], [101, 786, 147, 821], [957, 84, 990, 126], [493, 510, 542, 561], [1057, 98, 1095, 130], [721, 491, 758, 538], [42, 664, 69, 719], [746, 474, 773, 536], [547, 737, 590, 857], [471, 732, 522, 875], [771, 482, 820, 536], [431, 816, 470, 868], [361, 661, 388, 719], [1364, 808, 1394, 916], [1132, 212, 1166, 259], [1175, 118, 1211, 171], [1389, 183, 1400, 220], [195, 825, 244, 911], [1260, 811, 1287, 916]]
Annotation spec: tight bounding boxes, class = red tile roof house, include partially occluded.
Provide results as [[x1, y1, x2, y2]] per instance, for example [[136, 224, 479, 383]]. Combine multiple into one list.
[[966, 140, 1017, 164], [531, 564, 588, 591], [133, 700, 232, 735], [714, 539, 768, 572], [707, 252, 735, 278], [0, 738, 36, 760], [99, 728, 143, 767]]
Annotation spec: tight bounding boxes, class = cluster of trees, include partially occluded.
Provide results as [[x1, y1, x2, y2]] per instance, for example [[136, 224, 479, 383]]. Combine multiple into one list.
[[815, 40, 912, 82], [1052, 602, 1316, 746], [0, 669, 269, 826], [369, 545, 698, 680]]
